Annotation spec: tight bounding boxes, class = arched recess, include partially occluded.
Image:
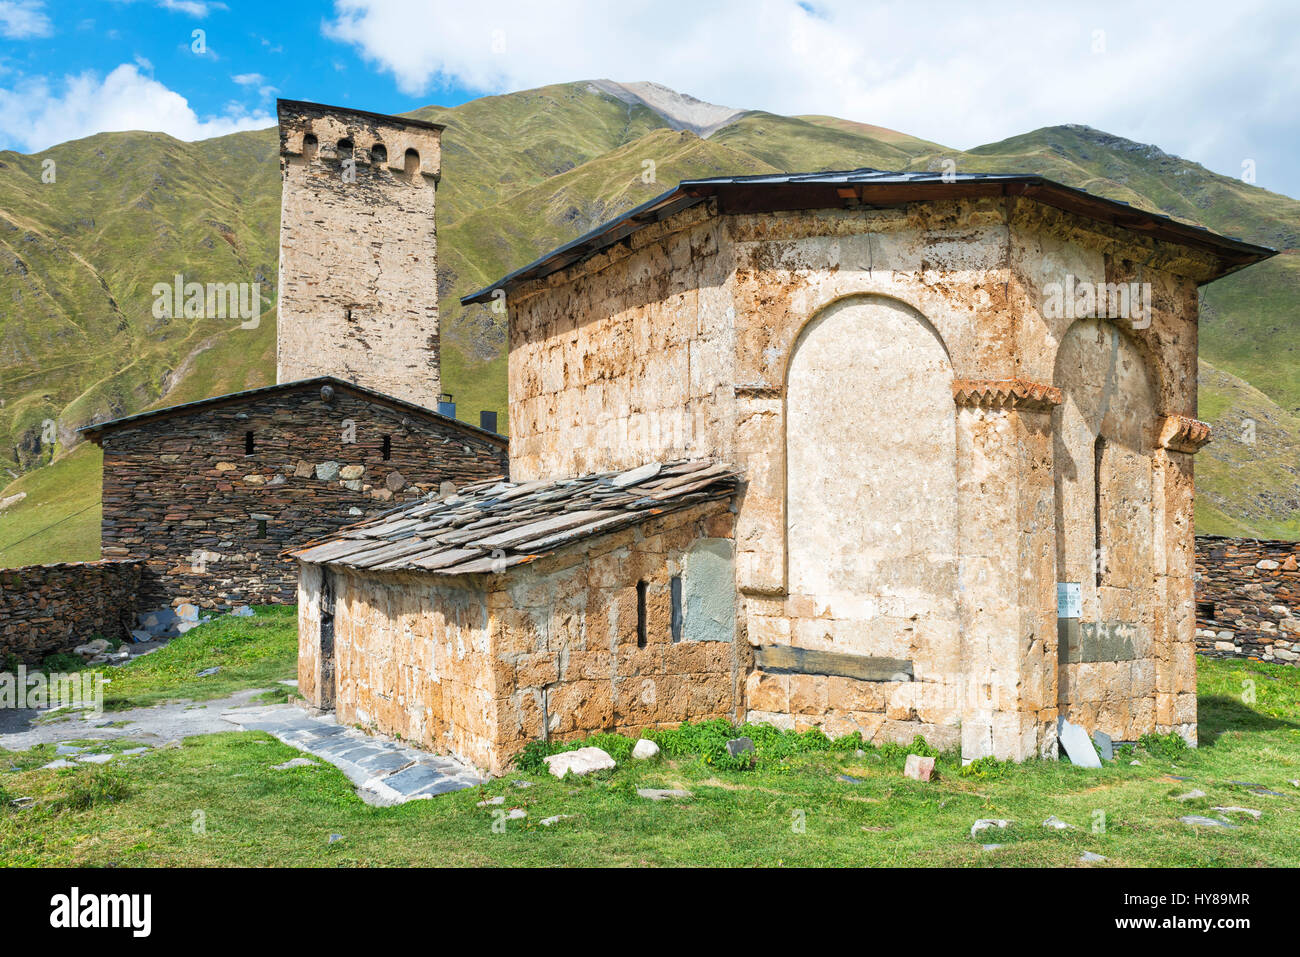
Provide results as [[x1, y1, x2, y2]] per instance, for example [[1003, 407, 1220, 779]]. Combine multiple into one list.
[[1052, 318, 1161, 714], [784, 294, 959, 660]]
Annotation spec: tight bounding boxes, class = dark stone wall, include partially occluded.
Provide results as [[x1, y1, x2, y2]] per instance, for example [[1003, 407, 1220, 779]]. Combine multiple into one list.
[[0, 559, 142, 664], [98, 382, 507, 608], [1195, 535, 1300, 664]]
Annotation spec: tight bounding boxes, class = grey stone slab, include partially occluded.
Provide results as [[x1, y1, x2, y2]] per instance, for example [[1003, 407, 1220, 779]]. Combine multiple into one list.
[[382, 764, 444, 795], [355, 752, 412, 773], [1092, 730, 1113, 761], [1058, 718, 1101, 769], [413, 776, 474, 797]]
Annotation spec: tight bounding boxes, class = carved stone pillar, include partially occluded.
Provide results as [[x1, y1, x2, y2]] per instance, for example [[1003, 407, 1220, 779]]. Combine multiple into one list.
[[953, 379, 1062, 761]]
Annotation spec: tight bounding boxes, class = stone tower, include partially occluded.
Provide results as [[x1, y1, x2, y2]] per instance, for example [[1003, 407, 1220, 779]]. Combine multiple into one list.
[[275, 99, 444, 409]]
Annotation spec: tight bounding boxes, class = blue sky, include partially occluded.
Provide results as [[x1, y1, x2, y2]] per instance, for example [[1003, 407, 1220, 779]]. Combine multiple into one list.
[[1, 0, 1297, 198]]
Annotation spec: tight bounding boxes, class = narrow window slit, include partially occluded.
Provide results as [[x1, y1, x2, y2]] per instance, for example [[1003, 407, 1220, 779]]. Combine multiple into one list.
[[670, 575, 683, 643], [245, 430, 255, 455], [636, 581, 648, 648]]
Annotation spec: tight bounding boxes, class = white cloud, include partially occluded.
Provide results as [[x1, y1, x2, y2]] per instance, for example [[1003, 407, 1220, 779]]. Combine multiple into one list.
[[158, 0, 228, 16], [0, 63, 272, 152], [231, 71, 276, 99], [323, 0, 1300, 196], [0, 0, 52, 38]]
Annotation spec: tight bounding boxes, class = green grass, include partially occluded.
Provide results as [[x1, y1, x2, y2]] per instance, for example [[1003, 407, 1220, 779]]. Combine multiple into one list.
[[95, 605, 298, 711], [1, 625, 1297, 865], [0, 442, 101, 567]]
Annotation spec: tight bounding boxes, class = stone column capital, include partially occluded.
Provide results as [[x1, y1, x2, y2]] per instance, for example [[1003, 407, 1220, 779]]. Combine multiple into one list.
[[1157, 414, 1211, 454]]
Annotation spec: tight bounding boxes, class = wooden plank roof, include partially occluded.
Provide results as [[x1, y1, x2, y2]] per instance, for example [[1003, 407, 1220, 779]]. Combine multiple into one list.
[[286, 459, 738, 575]]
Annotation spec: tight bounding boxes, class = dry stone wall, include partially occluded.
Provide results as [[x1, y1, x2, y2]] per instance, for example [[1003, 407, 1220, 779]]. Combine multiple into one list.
[[97, 382, 506, 609], [1195, 535, 1300, 663], [0, 560, 141, 664]]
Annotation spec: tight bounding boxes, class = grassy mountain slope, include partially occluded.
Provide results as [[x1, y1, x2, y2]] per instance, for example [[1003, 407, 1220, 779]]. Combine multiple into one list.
[[1, 82, 1297, 566]]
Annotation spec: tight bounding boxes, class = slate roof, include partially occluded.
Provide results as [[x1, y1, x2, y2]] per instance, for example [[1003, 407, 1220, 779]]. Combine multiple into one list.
[[77, 376, 505, 447], [288, 460, 738, 575], [461, 168, 1276, 303]]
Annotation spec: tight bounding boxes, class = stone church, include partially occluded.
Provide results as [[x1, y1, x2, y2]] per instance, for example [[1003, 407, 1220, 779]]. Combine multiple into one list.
[[291, 113, 1274, 774]]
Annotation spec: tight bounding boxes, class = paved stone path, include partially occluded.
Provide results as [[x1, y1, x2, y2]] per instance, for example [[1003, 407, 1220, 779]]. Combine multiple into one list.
[[0, 689, 482, 807], [221, 706, 483, 806]]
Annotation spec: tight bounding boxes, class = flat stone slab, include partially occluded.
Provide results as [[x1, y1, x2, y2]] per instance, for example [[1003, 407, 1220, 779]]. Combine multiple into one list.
[[272, 757, 319, 770], [637, 788, 692, 800], [1180, 815, 1239, 829], [222, 705, 482, 806], [1058, 718, 1101, 769]]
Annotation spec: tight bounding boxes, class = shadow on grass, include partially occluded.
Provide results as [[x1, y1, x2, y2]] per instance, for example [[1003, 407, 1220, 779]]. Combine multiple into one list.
[[1198, 694, 1300, 743]]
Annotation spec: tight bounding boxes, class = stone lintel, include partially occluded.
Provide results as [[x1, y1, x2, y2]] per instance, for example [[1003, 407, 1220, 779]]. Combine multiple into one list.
[[952, 377, 1062, 412], [1158, 414, 1211, 454], [753, 645, 913, 682]]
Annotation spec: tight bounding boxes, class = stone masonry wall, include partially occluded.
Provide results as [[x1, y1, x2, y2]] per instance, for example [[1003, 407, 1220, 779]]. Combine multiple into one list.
[[0, 559, 141, 664], [1195, 535, 1300, 663], [492, 503, 741, 772], [277, 101, 444, 409], [98, 382, 506, 609], [298, 502, 740, 775], [505, 196, 1215, 759]]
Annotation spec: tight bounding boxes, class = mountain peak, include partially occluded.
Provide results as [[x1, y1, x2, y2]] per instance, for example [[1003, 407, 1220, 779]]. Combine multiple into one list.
[[587, 80, 745, 138]]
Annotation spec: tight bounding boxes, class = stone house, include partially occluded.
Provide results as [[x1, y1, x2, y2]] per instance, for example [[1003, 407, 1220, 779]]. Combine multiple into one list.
[[82, 376, 506, 608], [81, 101, 508, 611], [292, 462, 738, 773], [294, 168, 1273, 774]]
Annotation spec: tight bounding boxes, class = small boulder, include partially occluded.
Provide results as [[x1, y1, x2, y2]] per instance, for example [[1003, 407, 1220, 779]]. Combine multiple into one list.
[[1079, 851, 1107, 863], [1212, 806, 1261, 819], [196, 666, 221, 677], [904, 754, 935, 782], [73, 638, 110, 656], [631, 739, 660, 760], [385, 470, 407, 492], [476, 796, 505, 807], [229, 605, 254, 618], [1173, 789, 1206, 801], [971, 819, 1012, 838], [316, 462, 341, 481], [1042, 815, 1074, 830], [540, 814, 570, 827], [340, 465, 365, 480], [542, 747, 616, 778], [175, 603, 200, 622]]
